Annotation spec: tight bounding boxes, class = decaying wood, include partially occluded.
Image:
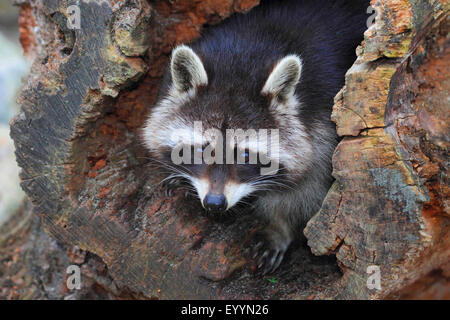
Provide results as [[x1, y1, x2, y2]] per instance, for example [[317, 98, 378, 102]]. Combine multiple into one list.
[[0, 200, 146, 299], [305, 0, 449, 299], [5, 0, 449, 299]]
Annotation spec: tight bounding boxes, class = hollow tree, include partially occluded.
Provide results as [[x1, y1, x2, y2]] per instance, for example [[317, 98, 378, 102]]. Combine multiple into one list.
[[2, 0, 449, 299]]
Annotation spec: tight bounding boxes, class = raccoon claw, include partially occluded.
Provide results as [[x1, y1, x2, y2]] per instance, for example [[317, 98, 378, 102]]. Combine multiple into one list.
[[252, 241, 264, 259], [248, 230, 291, 274], [257, 248, 286, 275]]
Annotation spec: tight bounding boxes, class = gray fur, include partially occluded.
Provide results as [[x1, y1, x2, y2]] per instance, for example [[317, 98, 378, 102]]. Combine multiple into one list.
[[142, 0, 368, 273]]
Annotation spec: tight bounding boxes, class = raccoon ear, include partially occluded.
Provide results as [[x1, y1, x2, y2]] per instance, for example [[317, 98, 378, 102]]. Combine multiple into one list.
[[170, 45, 208, 93], [261, 55, 302, 102]]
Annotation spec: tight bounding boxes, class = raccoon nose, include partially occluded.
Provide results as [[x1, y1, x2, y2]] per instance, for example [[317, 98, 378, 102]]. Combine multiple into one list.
[[203, 193, 227, 212]]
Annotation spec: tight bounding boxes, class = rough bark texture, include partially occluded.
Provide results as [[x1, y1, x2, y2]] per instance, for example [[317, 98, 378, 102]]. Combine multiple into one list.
[[4, 0, 449, 299], [0, 200, 147, 299], [305, 0, 449, 299]]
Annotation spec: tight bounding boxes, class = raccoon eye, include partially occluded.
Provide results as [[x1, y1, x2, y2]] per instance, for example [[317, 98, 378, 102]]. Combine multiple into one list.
[[191, 145, 203, 163], [196, 145, 215, 157], [188, 145, 204, 157], [242, 149, 250, 164], [234, 148, 250, 164], [189, 145, 213, 164]]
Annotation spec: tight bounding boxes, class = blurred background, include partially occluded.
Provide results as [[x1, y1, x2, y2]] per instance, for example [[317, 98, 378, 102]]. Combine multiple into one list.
[[0, 1, 29, 226]]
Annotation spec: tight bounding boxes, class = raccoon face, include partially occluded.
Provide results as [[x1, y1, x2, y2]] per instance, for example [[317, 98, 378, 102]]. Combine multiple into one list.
[[143, 45, 312, 213]]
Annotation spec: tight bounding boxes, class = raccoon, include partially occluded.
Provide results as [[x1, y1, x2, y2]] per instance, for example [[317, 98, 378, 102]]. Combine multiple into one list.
[[143, 0, 369, 273]]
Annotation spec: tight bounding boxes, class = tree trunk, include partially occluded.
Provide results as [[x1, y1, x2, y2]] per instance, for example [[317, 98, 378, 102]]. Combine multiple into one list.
[[305, 0, 450, 299], [6, 0, 449, 299]]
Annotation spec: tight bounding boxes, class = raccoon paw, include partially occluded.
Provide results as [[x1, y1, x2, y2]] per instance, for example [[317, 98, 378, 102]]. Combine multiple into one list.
[[248, 227, 292, 275]]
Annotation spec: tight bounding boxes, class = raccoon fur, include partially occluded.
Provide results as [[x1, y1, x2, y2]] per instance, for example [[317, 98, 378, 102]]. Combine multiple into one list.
[[142, 0, 369, 273]]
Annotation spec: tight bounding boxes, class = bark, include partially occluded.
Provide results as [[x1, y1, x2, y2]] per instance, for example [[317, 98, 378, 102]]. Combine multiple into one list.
[[0, 200, 145, 299], [304, 0, 450, 299], [5, 0, 449, 299]]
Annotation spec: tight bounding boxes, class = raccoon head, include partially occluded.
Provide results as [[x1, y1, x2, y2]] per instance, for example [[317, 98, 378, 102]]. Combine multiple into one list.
[[143, 45, 312, 213]]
